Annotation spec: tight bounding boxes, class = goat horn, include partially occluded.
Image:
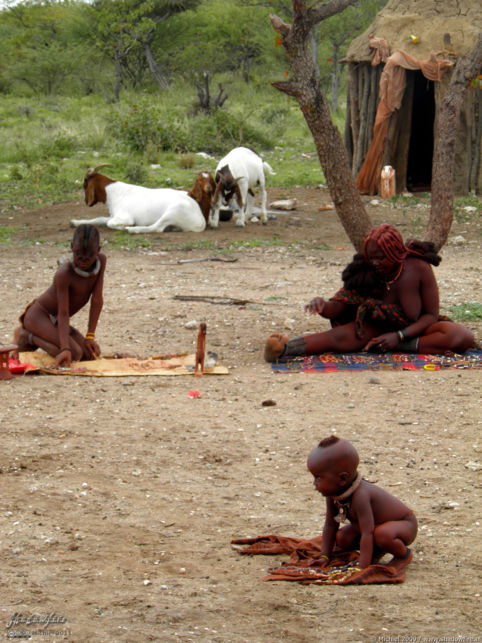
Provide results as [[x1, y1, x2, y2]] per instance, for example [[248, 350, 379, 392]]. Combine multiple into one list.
[[85, 163, 112, 178]]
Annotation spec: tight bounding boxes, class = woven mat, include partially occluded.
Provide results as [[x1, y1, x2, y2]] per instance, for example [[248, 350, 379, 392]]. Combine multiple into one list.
[[17, 351, 229, 377], [272, 350, 482, 373]]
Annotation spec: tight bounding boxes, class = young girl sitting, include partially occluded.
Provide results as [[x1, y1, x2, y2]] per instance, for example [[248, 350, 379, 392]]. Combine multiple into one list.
[[14, 224, 106, 367]]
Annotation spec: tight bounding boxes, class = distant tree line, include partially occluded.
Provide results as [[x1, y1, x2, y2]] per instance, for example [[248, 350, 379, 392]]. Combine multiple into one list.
[[0, 0, 385, 106]]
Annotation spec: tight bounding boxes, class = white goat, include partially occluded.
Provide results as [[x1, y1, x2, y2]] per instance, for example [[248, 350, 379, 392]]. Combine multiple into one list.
[[209, 147, 275, 228], [70, 166, 215, 234]]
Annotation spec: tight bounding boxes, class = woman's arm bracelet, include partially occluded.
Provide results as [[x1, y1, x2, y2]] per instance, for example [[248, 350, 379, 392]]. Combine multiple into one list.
[[397, 329, 409, 342], [85, 332, 95, 340], [319, 554, 330, 561]]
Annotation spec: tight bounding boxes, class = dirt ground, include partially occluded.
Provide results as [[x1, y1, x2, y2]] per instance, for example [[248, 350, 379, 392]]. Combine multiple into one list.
[[0, 187, 481, 643]]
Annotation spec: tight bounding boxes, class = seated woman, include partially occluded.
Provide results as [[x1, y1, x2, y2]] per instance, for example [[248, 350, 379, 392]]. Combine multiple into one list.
[[264, 223, 474, 361]]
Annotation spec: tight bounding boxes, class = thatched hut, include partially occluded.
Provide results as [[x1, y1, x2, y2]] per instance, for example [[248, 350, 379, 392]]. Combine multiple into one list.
[[345, 0, 481, 195]]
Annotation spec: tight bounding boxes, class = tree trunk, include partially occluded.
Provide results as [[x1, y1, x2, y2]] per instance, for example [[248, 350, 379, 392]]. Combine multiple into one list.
[[309, 26, 319, 72], [426, 34, 482, 251], [331, 42, 340, 112], [270, 1, 372, 251], [143, 42, 169, 89], [114, 45, 122, 102]]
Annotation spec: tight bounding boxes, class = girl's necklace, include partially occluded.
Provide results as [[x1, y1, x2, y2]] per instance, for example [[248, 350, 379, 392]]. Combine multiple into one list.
[[71, 256, 101, 278], [386, 262, 404, 290]]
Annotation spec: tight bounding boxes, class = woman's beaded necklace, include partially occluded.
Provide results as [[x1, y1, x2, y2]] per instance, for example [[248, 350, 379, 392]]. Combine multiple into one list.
[[385, 262, 404, 290]]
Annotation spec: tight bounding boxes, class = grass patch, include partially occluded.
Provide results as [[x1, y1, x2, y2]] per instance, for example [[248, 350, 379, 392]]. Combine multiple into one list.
[[0, 225, 22, 244], [448, 303, 482, 322], [106, 231, 152, 250], [311, 243, 332, 250], [0, 226, 56, 246], [225, 236, 285, 250], [171, 239, 221, 252], [159, 236, 292, 254], [101, 234, 301, 254], [454, 194, 481, 223]]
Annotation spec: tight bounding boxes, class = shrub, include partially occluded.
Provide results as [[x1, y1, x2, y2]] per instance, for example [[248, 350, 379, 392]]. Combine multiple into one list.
[[179, 153, 194, 169], [186, 109, 272, 154], [112, 99, 188, 153], [125, 161, 148, 184], [144, 140, 160, 164], [111, 96, 273, 156]]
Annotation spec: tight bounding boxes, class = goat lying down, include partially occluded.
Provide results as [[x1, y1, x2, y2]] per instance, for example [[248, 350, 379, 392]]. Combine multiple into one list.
[[70, 166, 215, 233], [209, 147, 275, 228]]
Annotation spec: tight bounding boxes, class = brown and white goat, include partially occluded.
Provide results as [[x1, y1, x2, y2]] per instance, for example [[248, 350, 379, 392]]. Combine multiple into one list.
[[71, 166, 215, 233], [209, 147, 275, 228]]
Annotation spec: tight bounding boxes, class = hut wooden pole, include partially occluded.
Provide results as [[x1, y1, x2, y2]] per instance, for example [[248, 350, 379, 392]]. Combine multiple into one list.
[[348, 64, 360, 170], [470, 89, 481, 192]]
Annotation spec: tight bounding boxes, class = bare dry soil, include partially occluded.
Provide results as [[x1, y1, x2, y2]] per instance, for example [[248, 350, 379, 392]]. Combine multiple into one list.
[[0, 187, 480, 643]]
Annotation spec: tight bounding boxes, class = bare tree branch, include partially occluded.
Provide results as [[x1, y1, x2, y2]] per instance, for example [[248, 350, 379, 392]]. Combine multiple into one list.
[[308, 0, 361, 24], [270, 0, 372, 250]]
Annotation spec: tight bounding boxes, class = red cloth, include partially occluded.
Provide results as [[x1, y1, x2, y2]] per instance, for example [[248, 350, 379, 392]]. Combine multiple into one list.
[[232, 534, 412, 584], [8, 357, 39, 374], [356, 48, 453, 195]]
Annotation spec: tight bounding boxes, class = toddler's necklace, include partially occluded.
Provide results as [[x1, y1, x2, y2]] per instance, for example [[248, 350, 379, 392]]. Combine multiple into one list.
[[331, 472, 363, 523]]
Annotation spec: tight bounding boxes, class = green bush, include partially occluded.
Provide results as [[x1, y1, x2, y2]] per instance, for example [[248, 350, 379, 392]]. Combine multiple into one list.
[[125, 161, 148, 184], [39, 134, 77, 159], [112, 99, 188, 153], [187, 109, 273, 153], [111, 95, 273, 156]]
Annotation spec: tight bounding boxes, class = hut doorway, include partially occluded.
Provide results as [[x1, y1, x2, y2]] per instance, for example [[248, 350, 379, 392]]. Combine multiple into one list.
[[406, 71, 435, 192]]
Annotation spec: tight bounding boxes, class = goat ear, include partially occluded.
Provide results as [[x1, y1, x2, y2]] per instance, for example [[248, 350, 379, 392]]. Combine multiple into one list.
[[191, 181, 202, 201], [85, 181, 96, 207]]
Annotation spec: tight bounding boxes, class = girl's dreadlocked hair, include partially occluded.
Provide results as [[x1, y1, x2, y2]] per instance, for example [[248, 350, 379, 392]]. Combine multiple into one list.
[[363, 223, 441, 267], [73, 224, 100, 251]]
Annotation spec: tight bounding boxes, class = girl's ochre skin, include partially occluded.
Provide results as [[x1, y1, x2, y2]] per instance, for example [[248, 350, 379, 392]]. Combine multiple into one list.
[[307, 438, 418, 570], [14, 225, 106, 367]]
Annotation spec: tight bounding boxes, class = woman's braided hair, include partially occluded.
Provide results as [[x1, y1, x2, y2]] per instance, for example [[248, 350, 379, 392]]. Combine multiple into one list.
[[341, 225, 441, 297], [363, 223, 441, 266]]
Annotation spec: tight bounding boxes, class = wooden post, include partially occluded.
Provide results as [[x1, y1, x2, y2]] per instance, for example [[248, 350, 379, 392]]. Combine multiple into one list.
[[194, 323, 207, 377], [0, 345, 17, 380]]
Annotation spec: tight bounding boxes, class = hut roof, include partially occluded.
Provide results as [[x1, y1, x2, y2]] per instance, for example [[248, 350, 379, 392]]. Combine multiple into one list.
[[346, 0, 482, 63]]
